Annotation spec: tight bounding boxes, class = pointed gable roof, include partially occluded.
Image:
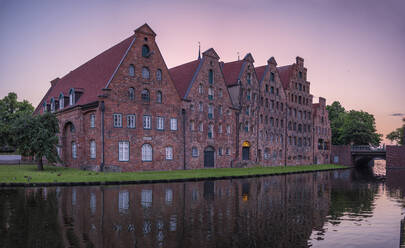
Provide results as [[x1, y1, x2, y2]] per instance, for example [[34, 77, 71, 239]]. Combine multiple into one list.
[[169, 59, 202, 99], [134, 23, 156, 37], [222, 60, 245, 86], [34, 35, 135, 114], [277, 65, 294, 90], [255, 65, 267, 83]]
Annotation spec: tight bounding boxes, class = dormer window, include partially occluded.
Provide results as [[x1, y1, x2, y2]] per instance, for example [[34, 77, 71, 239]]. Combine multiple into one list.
[[142, 45, 150, 58], [208, 69, 214, 84], [43, 101, 47, 113], [50, 98, 55, 112], [142, 67, 150, 79], [59, 93, 64, 109], [69, 88, 75, 105], [129, 64, 135, 77]]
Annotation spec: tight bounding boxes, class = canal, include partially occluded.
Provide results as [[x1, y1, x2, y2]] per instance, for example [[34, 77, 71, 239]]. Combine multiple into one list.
[[1, 164, 404, 248]]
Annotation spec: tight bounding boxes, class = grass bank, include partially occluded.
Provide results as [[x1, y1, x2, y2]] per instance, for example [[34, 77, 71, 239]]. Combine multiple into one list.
[[0, 164, 347, 185]]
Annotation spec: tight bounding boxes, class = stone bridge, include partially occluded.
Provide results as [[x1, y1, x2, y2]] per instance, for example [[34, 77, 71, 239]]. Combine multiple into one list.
[[351, 145, 386, 166]]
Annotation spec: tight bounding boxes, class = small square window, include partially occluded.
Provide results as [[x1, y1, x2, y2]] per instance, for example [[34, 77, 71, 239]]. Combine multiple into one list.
[[127, 115, 136, 128], [113, 114, 122, 127], [143, 115, 152, 129]]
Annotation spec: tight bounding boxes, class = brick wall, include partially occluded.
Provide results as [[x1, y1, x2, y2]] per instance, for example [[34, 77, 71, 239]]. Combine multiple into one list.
[[330, 145, 352, 166], [386, 145, 405, 168]]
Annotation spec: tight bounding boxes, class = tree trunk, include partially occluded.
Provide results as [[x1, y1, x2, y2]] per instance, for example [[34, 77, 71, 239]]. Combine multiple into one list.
[[37, 157, 44, 171]]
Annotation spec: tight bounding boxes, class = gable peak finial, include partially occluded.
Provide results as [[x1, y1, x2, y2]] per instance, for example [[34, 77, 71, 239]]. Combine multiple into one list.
[[237, 52, 240, 61], [198, 41, 201, 60]]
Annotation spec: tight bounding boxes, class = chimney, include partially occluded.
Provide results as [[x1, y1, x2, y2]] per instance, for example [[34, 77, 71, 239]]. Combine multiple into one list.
[[296, 56, 304, 67], [50, 78, 60, 87]]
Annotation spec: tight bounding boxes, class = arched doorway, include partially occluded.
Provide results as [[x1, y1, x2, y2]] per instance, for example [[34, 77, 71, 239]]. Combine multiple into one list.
[[242, 141, 250, 160], [204, 146, 215, 168], [62, 121, 75, 167]]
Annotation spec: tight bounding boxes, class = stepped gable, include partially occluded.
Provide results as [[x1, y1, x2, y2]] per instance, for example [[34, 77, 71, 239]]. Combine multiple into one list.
[[34, 35, 134, 113], [168, 59, 201, 99]]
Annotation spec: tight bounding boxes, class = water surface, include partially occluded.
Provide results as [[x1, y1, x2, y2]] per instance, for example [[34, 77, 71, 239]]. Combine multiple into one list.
[[1, 164, 404, 248]]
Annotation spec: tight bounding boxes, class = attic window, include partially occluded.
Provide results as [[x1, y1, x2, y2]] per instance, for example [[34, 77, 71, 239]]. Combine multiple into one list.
[[208, 70, 214, 84], [299, 71, 303, 79], [270, 72, 275, 82], [142, 45, 150, 58], [156, 69, 162, 81], [59, 93, 64, 109], [50, 98, 55, 112], [43, 101, 47, 113], [142, 67, 150, 79], [69, 88, 75, 105], [144, 37, 148, 41]]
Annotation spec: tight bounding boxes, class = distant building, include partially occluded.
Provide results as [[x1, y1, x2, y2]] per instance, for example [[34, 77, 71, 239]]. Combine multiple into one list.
[[35, 23, 331, 171]]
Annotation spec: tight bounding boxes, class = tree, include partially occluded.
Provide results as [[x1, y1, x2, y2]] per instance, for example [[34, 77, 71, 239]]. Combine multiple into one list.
[[386, 128, 403, 145], [13, 112, 60, 170], [326, 101, 346, 145], [0, 92, 34, 150], [327, 101, 382, 146], [340, 110, 382, 146]]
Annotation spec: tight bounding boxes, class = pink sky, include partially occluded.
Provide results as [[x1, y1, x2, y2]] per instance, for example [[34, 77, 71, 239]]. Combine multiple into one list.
[[0, 0, 404, 144]]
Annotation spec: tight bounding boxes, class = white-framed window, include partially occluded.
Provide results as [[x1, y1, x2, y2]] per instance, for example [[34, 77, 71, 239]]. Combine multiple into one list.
[[156, 69, 162, 81], [141, 189, 152, 208], [208, 124, 214, 139], [118, 141, 129, 161], [190, 120, 195, 131], [90, 114, 95, 128], [69, 88, 75, 105], [118, 191, 129, 213], [129, 64, 135, 77], [142, 144, 152, 161], [198, 84, 203, 94], [219, 105, 223, 115], [208, 87, 214, 100], [127, 114, 136, 128], [72, 141, 77, 159], [218, 88, 223, 97], [157, 116, 164, 130], [199, 122, 203, 132], [165, 146, 173, 160], [50, 98, 55, 112], [192, 147, 198, 157], [43, 101, 47, 112], [113, 114, 122, 127], [218, 124, 223, 133], [226, 147, 230, 155], [170, 118, 177, 130], [59, 93, 64, 110], [142, 67, 150, 79], [208, 104, 214, 119], [226, 125, 231, 134], [218, 147, 223, 156], [199, 102, 203, 112], [90, 140, 96, 159], [156, 91, 162, 103], [143, 115, 151, 129]]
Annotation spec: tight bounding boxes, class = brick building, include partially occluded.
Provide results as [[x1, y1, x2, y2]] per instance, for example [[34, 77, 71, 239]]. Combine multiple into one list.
[[35, 23, 332, 171], [278, 57, 314, 165], [312, 97, 332, 164]]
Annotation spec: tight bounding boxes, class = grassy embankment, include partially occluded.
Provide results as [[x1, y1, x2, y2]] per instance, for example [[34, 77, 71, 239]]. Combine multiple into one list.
[[0, 164, 346, 184]]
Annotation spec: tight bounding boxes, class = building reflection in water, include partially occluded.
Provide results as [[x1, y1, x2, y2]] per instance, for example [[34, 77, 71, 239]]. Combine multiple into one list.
[[2, 169, 401, 248]]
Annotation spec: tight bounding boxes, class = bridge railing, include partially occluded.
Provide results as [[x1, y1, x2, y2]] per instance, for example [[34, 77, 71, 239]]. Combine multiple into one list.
[[351, 145, 386, 152]]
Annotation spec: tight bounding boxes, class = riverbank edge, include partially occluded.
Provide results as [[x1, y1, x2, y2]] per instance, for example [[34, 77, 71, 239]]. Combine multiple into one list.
[[0, 164, 351, 187]]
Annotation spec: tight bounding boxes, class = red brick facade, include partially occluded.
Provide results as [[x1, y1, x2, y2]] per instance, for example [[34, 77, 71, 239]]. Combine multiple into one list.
[[35, 23, 332, 171], [386, 145, 405, 168], [312, 97, 332, 164]]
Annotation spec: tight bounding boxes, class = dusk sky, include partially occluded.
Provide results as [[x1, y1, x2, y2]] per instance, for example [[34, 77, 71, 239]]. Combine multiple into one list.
[[1, 0, 404, 143]]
